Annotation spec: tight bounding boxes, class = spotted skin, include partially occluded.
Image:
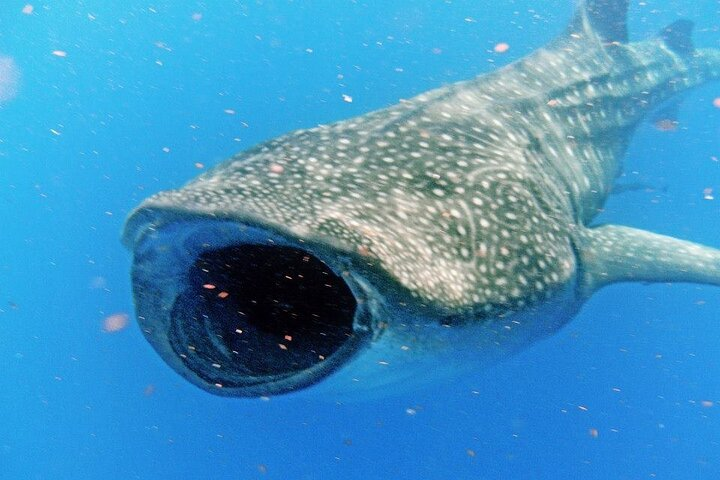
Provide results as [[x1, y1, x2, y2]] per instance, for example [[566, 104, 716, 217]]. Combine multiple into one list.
[[124, 1, 720, 397]]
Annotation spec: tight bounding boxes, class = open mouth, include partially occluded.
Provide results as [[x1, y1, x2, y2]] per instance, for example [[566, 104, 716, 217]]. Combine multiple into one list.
[[127, 218, 375, 397], [171, 243, 361, 384]]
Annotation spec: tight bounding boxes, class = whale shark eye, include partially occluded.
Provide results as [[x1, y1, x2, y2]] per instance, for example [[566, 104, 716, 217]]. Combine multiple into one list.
[[178, 244, 357, 379]]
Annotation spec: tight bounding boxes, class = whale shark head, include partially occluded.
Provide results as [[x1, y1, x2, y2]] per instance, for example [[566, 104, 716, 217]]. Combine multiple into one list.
[[123, 0, 720, 398], [123, 117, 579, 396]]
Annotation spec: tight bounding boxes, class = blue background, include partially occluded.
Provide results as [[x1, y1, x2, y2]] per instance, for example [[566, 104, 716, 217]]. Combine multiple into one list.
[[1, 0, 719, 478]]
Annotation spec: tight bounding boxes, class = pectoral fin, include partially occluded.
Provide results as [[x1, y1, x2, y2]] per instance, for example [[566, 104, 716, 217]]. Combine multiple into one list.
[[576, 225, 720, 296], [611, 180, 667, 195]]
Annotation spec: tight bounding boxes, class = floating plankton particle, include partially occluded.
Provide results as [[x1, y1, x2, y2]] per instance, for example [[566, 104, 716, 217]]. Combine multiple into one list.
[[494, 42, 510, 53], [653, 118, 678, 132], [102, 313, 130, 333]]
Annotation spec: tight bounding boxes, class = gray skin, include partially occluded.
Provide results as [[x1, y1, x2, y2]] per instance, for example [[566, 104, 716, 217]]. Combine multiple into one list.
[[123, 0, 720, 398]]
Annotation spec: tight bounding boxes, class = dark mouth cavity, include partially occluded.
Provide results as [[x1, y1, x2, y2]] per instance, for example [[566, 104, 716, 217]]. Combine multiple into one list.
[[171, 244, 358, 384]]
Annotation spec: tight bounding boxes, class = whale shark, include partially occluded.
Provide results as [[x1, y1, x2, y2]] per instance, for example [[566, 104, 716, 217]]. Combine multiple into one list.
[[123, 0, 720, 397]]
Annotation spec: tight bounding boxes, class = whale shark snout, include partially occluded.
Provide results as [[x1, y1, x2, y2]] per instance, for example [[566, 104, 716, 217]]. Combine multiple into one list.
[[126, 214, 388, 396]]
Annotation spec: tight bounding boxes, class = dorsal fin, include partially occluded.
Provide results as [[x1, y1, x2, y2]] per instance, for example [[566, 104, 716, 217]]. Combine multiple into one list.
[[659, 19, 695, 55], [570, 0, 630, 44]]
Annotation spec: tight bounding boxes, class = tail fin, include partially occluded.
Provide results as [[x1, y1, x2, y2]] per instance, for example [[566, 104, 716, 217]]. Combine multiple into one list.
[[569, 0, 630, 44]]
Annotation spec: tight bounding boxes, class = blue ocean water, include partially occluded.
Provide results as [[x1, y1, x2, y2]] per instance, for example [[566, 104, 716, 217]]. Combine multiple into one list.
[[1, 0, 719, 478]]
